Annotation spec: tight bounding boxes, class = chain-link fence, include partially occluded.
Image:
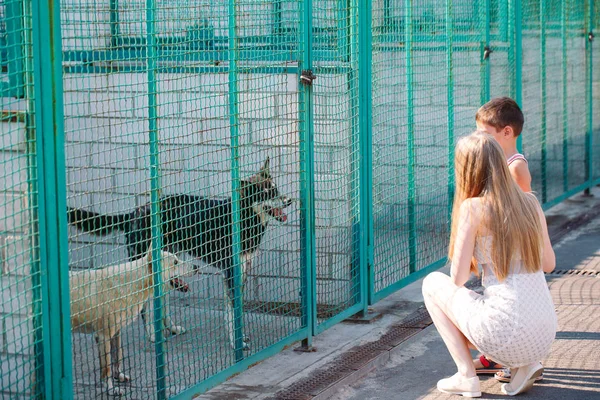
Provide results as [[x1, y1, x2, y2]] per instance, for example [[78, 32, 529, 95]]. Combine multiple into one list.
[[1, 0, 598, 398]]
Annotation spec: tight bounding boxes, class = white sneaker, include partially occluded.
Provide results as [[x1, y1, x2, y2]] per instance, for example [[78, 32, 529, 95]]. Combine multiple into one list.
[[500, 362, 543, 396], [437, 373, 482, 397]]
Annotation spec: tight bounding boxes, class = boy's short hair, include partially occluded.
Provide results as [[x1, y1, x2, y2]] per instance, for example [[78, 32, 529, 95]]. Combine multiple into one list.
[[475, 97, 524, 137]]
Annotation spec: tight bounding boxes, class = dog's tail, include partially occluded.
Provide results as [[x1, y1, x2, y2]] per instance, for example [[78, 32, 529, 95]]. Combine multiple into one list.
[[67, 207, 129, 236]]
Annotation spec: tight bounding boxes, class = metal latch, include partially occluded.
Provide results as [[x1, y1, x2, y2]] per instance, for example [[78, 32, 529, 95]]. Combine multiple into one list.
[[483, 46, 493, 60], [300, 70, 316, 86], [589, 32, 595, 42]]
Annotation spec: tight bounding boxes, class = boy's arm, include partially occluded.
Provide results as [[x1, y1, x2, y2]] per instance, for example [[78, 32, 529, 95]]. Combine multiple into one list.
[[509, 160, 532, 192]]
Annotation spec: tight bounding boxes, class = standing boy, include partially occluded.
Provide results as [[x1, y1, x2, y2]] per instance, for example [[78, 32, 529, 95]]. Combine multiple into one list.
[[472, 97, 545, 383], [475, 97, 532, 193]]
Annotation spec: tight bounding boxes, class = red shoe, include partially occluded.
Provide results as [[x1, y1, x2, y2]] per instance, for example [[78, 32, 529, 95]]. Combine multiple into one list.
[[475, 355, 504, 375]]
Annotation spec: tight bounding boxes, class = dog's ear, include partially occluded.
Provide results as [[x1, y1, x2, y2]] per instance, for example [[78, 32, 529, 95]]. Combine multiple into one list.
[[260, 157, 270, 177], [239, 179, 251, 197]]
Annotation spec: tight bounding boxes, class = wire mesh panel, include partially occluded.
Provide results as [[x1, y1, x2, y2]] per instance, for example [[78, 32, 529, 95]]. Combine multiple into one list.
[[154, 0, 306, 395], [0, 0, 43, 398], [371, 0, 411, 296], [407, 4, 448, 277], [563, 0, 588, 191], [371, 0, 483, 298], [312, 0, 362, 328], [489, 0, 512, 99], [62, 0, 305, 397], [62, 0, 161, 396], [542, 1, 568, 201], [451, 1, 485, 196], [520, 1, 545, 199], [519, 0, 587, 203]]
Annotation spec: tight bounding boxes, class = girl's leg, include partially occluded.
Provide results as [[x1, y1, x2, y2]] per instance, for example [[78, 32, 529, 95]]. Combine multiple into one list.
[[422, 272, 476, 378]]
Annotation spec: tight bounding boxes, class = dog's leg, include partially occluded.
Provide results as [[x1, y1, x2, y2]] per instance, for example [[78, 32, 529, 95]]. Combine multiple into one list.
[[224, 283, 239, 351], [144, 293, 186, 341], [241, 252, 252, 287], [97, 334, 123, 396], [142, 300, 162, 343], [141, 304, 155, 343], [163, 287, 186, 336], [240, 252, 254, 344], [112, 332, 130, 383], [224, 266, 249, 351]]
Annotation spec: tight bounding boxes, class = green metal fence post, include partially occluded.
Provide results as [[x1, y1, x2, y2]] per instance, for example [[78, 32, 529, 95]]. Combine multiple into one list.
[[299, 0, 316, 349], [585, 0, 594, 194], [31, 0, 73, 397], [358, 0, 373, 307], [22, 0, 48, 396], [350, 0, 358, 312], [228, 0, 246, 362], [509, 0, 523, 152], [349, 0, 361, 312], [508, 0, 514, 95], [145, 0, 168, 397], [515, 0, 523, 153], [447, 0, 455, 222], [405, 0, 416, 274], [562, 0, 569, 192], [540, 0, 547, 203]]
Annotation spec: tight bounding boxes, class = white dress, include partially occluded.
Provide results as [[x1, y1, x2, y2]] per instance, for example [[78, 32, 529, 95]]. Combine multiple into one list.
[[452, 235, 557, 368]]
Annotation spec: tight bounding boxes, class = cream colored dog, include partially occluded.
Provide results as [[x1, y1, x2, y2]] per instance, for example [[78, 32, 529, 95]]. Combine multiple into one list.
[[69, 248, 190, 396]]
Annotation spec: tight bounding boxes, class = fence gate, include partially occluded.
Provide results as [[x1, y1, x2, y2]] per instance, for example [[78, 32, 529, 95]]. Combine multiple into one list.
[[0, 0, 598, 399]]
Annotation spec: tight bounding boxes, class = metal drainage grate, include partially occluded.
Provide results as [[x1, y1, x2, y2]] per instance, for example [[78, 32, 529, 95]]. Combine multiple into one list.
[[269, 307, 432, 400], [546, 269, 600, 277]]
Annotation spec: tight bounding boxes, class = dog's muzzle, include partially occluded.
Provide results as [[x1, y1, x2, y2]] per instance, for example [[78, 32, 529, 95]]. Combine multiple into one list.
[[170, 277, 190, 292], [265, 196, 293, 223]]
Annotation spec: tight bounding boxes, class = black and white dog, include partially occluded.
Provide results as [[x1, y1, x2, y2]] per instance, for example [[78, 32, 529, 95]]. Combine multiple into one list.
[[67, 158, 292, 350]]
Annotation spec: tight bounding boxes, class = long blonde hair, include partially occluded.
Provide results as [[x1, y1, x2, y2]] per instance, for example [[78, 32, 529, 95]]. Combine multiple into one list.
[[449, 131, 542, 280]]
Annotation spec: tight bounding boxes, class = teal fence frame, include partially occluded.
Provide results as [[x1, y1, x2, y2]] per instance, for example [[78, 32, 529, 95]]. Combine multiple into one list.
[[0, 0, 598, 398]]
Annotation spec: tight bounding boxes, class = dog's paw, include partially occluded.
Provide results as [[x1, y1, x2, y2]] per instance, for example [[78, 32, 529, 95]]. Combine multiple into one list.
[[148, 333, 156, 343], [242, 340, 251, 351], [113, 372, 131, 383], [106, 380, 125, 397], [108, 386, 125, 397], [230, 337, 251, 351], [169, 325, 186, 336]]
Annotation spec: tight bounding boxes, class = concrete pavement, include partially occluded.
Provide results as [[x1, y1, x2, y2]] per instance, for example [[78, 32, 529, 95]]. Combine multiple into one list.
[[200, 187, 600, 400]]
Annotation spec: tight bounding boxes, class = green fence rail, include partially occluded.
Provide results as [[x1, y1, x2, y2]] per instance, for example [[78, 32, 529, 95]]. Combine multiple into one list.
[[0, 0, 598, 398]]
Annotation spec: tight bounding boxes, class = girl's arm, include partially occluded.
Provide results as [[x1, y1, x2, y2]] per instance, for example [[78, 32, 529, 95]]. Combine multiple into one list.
[[536, 204, 556, 273], [450, 198, 480, 286]]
